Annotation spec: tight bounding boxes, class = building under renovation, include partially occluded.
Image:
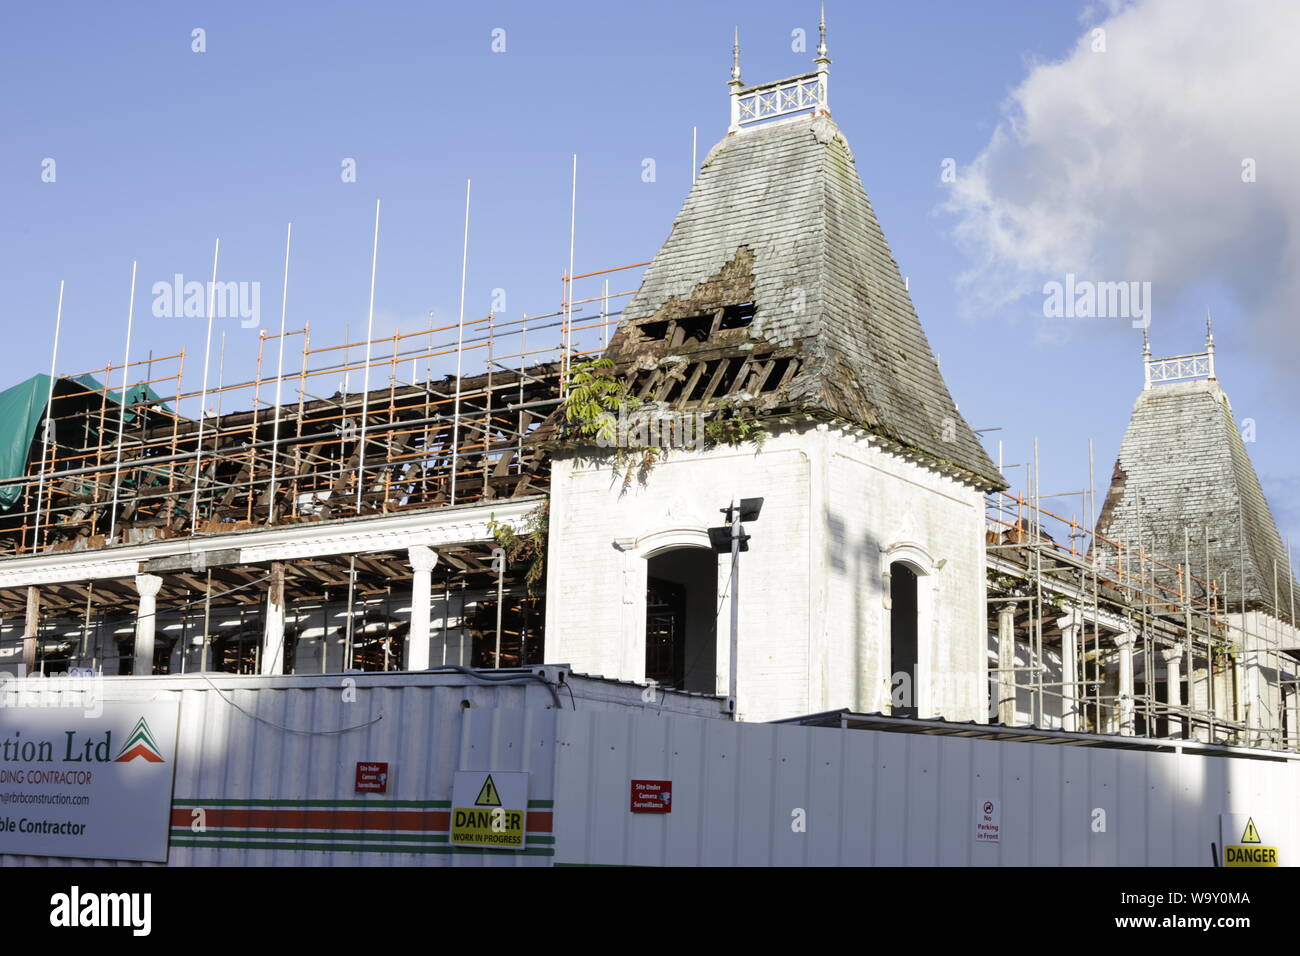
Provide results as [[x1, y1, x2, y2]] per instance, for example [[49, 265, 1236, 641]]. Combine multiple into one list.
[[1, 28, 1297, 756]]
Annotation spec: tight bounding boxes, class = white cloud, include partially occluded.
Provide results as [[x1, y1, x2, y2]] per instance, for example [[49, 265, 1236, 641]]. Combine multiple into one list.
[[944, 0, 1300, 358]]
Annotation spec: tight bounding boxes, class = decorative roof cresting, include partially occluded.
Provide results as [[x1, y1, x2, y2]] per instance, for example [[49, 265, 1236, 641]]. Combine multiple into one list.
[[729, 6, 831, 134]]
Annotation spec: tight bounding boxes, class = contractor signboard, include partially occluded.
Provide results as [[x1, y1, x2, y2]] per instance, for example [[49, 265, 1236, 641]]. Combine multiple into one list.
[[0, 699, 180, 862]]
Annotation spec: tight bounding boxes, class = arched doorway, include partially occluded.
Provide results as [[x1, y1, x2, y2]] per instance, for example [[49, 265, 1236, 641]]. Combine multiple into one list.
[[645, 547, 717, 692]]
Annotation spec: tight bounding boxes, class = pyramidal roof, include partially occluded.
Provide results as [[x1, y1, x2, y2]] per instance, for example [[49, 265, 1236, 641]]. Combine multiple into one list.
[[1097, 346, 1296, 615], [603, 51, 1001, 490]]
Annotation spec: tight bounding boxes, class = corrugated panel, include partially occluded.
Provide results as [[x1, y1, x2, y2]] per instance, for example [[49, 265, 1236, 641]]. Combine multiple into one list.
[[4, 668, 715, 867], [10, 672, 1295, 867], [553, 710, 1300, 866]]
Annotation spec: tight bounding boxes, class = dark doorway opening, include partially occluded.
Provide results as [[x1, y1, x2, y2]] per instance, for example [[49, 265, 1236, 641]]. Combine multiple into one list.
[[645, 548, 717, 692], [646, 577, 685, 687], [890, 561, 918, 717]]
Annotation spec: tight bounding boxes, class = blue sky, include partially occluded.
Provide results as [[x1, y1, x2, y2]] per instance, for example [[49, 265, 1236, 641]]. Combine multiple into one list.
[[2, 1, 1296, 548]]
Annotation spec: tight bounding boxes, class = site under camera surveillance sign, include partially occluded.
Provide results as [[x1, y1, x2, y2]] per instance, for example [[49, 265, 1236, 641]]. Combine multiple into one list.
[[450, 770, 528, 849]]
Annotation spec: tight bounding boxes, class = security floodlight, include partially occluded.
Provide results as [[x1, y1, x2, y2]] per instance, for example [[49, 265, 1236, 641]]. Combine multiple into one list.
[[708, 526, 749, 553], [721, 497, 764, 522]]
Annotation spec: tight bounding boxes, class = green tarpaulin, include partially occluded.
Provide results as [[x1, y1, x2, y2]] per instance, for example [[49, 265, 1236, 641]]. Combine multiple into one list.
[[0, 373, 169, 511]]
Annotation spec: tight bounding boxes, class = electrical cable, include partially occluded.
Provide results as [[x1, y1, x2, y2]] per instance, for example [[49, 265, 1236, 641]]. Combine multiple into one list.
[[420, 665, 562, 709], [197, 673, 384, 735]]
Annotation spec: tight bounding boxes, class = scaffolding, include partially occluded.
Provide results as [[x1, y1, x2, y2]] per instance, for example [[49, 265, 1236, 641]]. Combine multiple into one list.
[[0, 260, 647, 676], [986, 489, 1300, 752], [0, 260, 648, 562]]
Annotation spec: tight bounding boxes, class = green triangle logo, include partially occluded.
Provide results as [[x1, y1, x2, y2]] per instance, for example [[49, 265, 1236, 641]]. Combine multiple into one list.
[[475, 774, 502, 807]]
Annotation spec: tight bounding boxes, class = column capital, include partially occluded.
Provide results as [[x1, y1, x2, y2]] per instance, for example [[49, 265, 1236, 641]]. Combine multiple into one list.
[[407, 546, 439, 573], [1055, 610, 1085, 633], [135, 573, 163, 598], [1160, 647, 1183, 665], [1113, 631, 1135, 650]]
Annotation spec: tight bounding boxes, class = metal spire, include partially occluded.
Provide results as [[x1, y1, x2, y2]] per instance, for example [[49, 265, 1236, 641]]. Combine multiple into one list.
[[1206, 307, 1217, 379], [728, 27, 744, 132], [815, 3, 830, 67], [813, 6, 831, 116], [1141, 323, 1152, 390]]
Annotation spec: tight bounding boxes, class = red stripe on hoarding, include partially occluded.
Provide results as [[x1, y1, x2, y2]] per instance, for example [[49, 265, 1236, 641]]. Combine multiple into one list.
[[169, 807, 553, 833]]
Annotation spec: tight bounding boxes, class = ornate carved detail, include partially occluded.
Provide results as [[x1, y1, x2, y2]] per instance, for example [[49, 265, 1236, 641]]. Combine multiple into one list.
[[1145, 352, 1213, 387], [735, 73, 826, 129]]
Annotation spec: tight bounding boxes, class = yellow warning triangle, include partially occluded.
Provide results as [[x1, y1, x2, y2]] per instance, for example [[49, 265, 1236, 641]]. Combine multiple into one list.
[[1241, 818, 1261, 844], [475, 774, 502, 807]]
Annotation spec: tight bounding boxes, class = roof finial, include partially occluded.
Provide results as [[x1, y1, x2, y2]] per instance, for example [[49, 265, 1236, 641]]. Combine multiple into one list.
[[1205, 307, 1217, 380], [728, 27, 743, 133], [813, 5, 831, 116], [1141, 323, 1152, 390], [815, 4, 830, 66]]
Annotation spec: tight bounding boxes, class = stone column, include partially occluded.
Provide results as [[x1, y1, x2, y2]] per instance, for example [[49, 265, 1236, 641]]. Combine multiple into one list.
[[1162, 647, 1184, 739], [1115, 631, 1135, 736], [1245, 629, 1262, 742], [997, 603, 1018, 725], [22, 586, 40, 673], [133, 573, 164, 676], [407, 546, 439, 670], [261, 561, 286, 675], [1058, 614, 1081, 732]]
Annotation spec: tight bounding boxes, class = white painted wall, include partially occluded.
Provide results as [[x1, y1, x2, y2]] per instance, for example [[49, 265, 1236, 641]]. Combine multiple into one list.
[[543, 424, 989, 722]]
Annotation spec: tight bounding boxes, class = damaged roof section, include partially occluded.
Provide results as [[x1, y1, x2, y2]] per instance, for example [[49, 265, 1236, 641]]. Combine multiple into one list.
[[0, 358, 557, 558], [604, 113, 1003, 490]]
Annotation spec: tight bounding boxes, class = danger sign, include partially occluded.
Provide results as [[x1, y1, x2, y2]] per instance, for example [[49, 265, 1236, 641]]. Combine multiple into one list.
[[1221, 814, 1279, 868], [450, 771, 528, 849]]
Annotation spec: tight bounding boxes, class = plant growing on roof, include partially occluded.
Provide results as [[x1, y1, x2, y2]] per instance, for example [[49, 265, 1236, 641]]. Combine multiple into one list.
[[560, 358, 658, 489], [560, 360, 768, 490], [560, 358, 638, 445], [486, 502, 549, 596], [1209, 639, 1237, 667], [701, 405, 768, 450]]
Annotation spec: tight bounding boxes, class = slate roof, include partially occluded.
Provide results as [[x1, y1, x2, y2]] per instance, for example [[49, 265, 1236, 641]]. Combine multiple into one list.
[[608, 114, 1003, 490], [1097, 379, 1297, 614]]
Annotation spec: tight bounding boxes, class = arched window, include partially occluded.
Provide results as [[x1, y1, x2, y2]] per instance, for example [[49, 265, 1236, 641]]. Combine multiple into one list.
[[889, 561, 919, 717]]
